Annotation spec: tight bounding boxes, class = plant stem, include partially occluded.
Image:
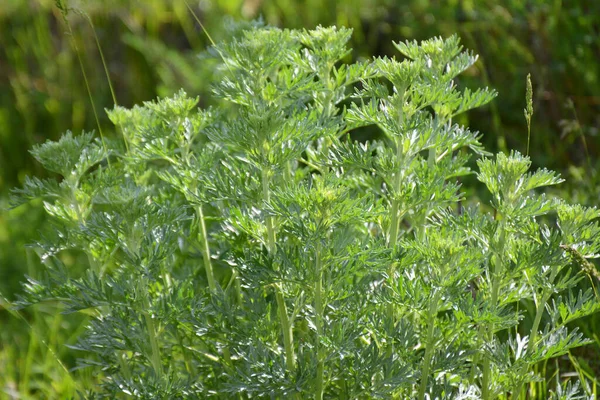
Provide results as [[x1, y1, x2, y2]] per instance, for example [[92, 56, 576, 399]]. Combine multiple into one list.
[[176, 327, 193, 375], [275, 289, 296, 374], [144, 311, 163, 378], [418, 117, 440, 241], [117, 352, 133, 381], [385, 96, 405, 370], [141, 281, 163, 378], [512, 268, 556, 398], [482, 220, 506, 400], [85, 13, 117, 107], [190, 186, 237, 374], [387, 92, 406, 251], [225, 269, 243, 306], [529, 293, 549, 355], [481, 330, 492, 398], [509, 293, 548, 400], [196, 204, 217, 292], [388, 199, 401, 250], [315, 241, 324, 400], [529, 264, 559, 351], [385, 142, 403, 364], [262, 167, 296, 375], [196, 202, 237, 372], [56, 3, 108, 156], [418, 289, 441, 400], [262, 170, 276, 253]]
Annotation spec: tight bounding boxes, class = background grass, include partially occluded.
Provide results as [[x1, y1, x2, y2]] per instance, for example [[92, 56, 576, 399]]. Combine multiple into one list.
[[1, 0, 598, 397]]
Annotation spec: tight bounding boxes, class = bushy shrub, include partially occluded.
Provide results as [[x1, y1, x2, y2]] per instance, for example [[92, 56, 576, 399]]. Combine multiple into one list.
[[12, 25, 600, 399]]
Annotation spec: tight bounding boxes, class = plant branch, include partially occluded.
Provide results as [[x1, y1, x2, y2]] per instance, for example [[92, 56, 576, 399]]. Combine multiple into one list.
[[262, 166, 296, 375]]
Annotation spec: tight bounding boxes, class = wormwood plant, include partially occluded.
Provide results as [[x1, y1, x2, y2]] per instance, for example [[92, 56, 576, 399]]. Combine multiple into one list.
[[11, 24, 600, 399]]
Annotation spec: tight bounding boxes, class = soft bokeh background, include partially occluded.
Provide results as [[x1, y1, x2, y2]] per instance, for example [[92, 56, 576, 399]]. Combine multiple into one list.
[[1, 0, 599, 397]]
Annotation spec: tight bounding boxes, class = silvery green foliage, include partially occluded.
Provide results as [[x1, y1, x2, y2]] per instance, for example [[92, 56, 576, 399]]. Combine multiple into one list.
[[11, 24, 600, 399]]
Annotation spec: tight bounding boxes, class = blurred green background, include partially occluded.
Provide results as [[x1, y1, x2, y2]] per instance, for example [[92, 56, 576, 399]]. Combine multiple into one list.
[[1, 0, 599, 397]]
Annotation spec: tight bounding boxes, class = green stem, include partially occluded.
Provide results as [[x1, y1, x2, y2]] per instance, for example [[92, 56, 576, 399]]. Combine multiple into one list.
[[529, 292, 549, 355], [529, 264, 559, 351], [387, 91, 406, 251], [70, 184, 103, 278], [417, 150, 436, 241], [196, 204, 217, 292], [482, 352, 491, 400], [117, 352, 132, 381], [315, 241, 324, 400], [276, 288, 296, 374], [418, 289, 441, 400], [385, 147, 403, 364], [385, 99, 405, 369], [387, 133, 404, 261], [222, 346, 233, 371], [56, 4, 108, 157], [85, 13, 117, 107], [512, 269, 556, 398], [196, 203, 237, 371], [262, 167, 296, 375], [388, 199, 401, 250], [176, 327, 193, 375], [482, 221, 506, 400], [141, 282, 162, 378], [225, 269, 243, 306], [144, 311, 163, 378], [385, 204, 401, 360], [428, 147, 436, 169], [262, 168, 276, 253], [418, 117, 440, 240], [482, 282, 499, 399]]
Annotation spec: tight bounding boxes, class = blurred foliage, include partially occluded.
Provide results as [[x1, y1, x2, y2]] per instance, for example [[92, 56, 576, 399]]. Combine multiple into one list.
[[0, 0, 599, 397]]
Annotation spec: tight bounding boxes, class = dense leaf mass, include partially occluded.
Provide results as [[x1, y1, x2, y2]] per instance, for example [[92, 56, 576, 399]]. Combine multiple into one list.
[[12, 24, 600, 399]]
